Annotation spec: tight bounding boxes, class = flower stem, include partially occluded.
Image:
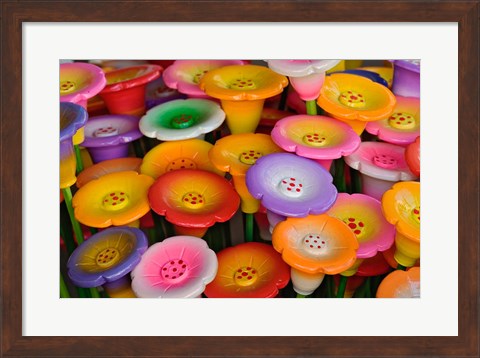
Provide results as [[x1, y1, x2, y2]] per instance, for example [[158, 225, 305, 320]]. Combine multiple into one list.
[[334, 158, 346, 193], [336, 275, 348, 298], [74, 145, 84, 173], [61, 186, 85, 245], [245, 213, 254, 242], [306, 100, 317, 115], [132, 139, 144, 158], [296, 293, 307, 298], [60, 273, 70, 298], [90, 287, 101, 298]]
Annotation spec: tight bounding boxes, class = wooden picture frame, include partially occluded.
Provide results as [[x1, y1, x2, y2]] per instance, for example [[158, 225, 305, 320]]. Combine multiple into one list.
[[1, 1, 478, 356]]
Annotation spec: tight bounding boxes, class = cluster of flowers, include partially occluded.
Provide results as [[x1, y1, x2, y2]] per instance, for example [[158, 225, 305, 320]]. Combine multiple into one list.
[[59, 59, 420, 299]]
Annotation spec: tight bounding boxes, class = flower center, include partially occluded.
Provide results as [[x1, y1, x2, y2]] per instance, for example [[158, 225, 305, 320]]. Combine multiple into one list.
[[170, 114, 196, 129], [373, 154, 397, 169], [339, 90, 366, 108], [60, 80, 76, 94], [302, 133, 327, 147], [161, 259, 188, 281], [95, 247, 121, 268], [192, 70, 209, 84], [166, 158, 197, 171], [234, 266, 258, 287], [230, 78, 256, 90], [278, 177, 304, 198], [102, 192, 129, 211], [94, 125, 119, 137], [182, 192, 205, 209], [302, 234, 327, 254], [343, 217, 366, 239], [388, 112, 416, 130], [239, 150, 263, 165], [412, 206, 420, 223]]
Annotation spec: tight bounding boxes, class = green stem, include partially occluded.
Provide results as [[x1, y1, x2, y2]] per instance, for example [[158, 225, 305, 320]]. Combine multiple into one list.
[[60, 203, 75, 255], [245, 213, 254, 242], [90, 287, 101, 298], [61, 187, 85, 245], [306, 100, 318, 115], [77, 286, 90, 298], [278, 84, 289, 111], [60, 274, 70, 298], [334, 158, 346, 193], [74, 145, 84, 173], [132, 140, 144, 158], [336, 275, 348, 298], [397, 264, 407, 271], [296, 293, 307, 298]]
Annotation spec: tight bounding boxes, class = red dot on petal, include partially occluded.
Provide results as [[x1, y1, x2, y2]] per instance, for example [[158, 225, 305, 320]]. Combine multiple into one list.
[[182, 265, 186, 268], [310, 245, 313, 248], [110, 193, 115, 196], [348, 223, 357, 229], [252, 271, 256, 274], [354, 230, 361, 235], [242, 272, 248, 276], [163, 267, 167, 271], [289, 183, 295, 187], [112, 203, 117, 206], [113, 196, 118, 200], [317, 246, 321, 248], [306, 240, 309, 243], [237, 276, 242, 279], [290, 178, 295, 181], [247, 276, 252, 280], [296, 188, 300, 192], [120, 198, 125, 202], [349, 218, 355, 222], [287, 188, 291, 191], [171, 261, 175, 264], [359, 222, 364, 227], [191, 201, 196, 204]]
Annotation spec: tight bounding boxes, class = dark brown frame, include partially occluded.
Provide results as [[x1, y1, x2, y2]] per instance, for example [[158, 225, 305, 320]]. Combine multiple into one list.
[[1, 1, 478, 357]]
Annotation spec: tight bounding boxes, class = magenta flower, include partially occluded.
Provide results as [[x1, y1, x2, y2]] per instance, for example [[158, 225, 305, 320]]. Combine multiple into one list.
[[271, 114, 360, 170], [131, 236, 218, 298]]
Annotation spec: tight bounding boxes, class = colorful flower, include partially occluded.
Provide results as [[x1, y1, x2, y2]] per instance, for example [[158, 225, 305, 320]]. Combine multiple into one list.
[[359, 66, 394, 88], [163, 60, 245, 98], [390, 60, 420, 98], [76, 157, 143, 188], [148, 169, 240, 237], [209, 133, 283, 213], [204, 242, 290, 298], [60, 62, 106, 109], [317, 73, 396, 134], [326, 193, 395, 275], [272, 214, 358, 295], [81, 114, 143, 163], [60, 102, 88, 189], [141, 139, 223, 179], [376, 267, 420, 298], [139, 99, 225, 141], [131, 236, 218, 298], [246, 153, 337, 217], [266, 60, 340, 101], [381, 181, 420, 267], [72, 171, 154, 228], [271, 114, 360, 170], [366, 96, 420, 146], [100, 64, 162, 116], [256, 108, 294, 135], [356, 252, 393, 277], [145, 76, 186, 110], [199, 65, 288, 133], [405, 136, 420, 177], [67, 227, 148, 297], [344, 141, 418, 201]]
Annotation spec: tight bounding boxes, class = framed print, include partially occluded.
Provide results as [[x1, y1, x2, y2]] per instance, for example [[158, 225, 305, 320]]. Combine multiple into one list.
[[1, 1, 478, 357]]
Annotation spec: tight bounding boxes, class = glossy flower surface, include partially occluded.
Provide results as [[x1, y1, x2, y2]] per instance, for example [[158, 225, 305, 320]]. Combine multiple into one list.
[[318, 73, 396, 122], [148, 169, 240, 229], [326, 193, 395, 259], [72, 171, 154, 228], [131, 236, 218, 298], [366, 96, 420, 146], [67, 227, 148, 288], [271, 114, 360, 160], [139, 99, 225, 141], [204, 242, 290, 298], [60, 62, 106, 107], [76, 157, 143, 188], [376, 267, 420, 298], [60, 102, 88, 189], [246, 153, 337, 217], [272, 214, 359, 274], [381, 181, 420, 267], [163, 60, 245, 97], [141, 139, 223, 179]]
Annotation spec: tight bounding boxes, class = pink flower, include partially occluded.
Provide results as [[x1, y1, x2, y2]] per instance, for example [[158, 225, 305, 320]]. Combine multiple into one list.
[[131, 236, 218, 298]]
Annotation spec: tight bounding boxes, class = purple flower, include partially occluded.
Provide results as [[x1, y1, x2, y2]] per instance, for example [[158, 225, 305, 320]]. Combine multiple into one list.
[[67, 227, 148, 288], [245, 153, 337, 217]]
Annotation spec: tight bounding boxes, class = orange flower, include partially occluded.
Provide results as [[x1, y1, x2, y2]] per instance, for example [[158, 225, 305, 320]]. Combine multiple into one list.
[[204, 242, 290, 298], [148, 169, 240, 237], [199, 65, 288, 133], [381, 181, 420, 267], [72, 171, 154, 228], [317, 73, 396, 134], [141, 139, 223, 180], [272, 214, 358, 295], [376, 267, 420, 298], [209, 133, 283, 213], [76, 157, 142, 188]]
